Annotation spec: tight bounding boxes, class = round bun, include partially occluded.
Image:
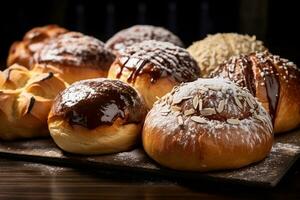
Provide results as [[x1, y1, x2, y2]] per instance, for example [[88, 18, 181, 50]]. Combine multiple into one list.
[[210, 51, 300, 134], [105, 25, 184, 54], [33, 32, 115, 84], [7, 25, 68, 68], [0, 64, 67, 140], [187, 33, 267, 77], [108, 40, 200, 109], [48, 78, 147, 155], [143, 78, 273, 171]]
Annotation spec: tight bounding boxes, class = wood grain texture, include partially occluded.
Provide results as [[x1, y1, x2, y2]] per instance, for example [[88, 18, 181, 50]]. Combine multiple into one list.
[[0, 158, 299, 199], [1, 129, 300, 188]]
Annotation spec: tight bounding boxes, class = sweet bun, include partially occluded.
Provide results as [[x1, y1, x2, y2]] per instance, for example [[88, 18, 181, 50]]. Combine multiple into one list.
[[7, 25, 68, 68], [105, 25, 184, 55], [48, 78, 147, 155], [142, 78, 273, 171], [210, 51, 300, 133], [0, 64, 67, 140], [108, 40, 200, 109], [187, 33, 267, 77], [33, 32, 115, 84]]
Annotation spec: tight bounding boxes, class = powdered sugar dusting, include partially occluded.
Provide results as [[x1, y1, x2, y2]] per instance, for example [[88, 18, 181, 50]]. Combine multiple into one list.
[[106, 25, 184, 53], [116, 40, 200, 83], [146, 78, 273, 153], [34, 32, 115, 69]]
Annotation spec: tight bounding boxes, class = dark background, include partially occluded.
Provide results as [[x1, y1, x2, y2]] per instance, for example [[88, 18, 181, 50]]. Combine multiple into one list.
[[0, 0, 299, 69]]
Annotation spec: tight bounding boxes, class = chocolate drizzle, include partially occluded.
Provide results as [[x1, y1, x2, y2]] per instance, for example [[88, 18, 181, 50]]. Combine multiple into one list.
[[210, 51, 282, 124], [255, 57, 280, 123], [115, 40, 200, 84], [52, 79, 146, 129]]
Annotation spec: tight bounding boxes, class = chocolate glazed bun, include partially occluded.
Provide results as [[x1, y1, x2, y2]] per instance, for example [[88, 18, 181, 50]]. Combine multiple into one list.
[[143, 78, 273, 171], [105, 25, 184, 55], [33, 32, 115, 84], [7, 25, 68, 68], [210, 51, 300, 133], [108, 40, 200, 109], [48, 78, 147, 155]]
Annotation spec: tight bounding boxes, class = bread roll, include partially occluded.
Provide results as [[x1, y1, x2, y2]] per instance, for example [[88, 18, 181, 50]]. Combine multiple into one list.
[[108, 40, 200, 109], [7, 25, 68, 68], [210, 51, 300, 133], [48, 78, 147, 154], [187, 33, 266, 77], [106, 25, 184, 55], [0, 64, 67, 140], [33, 32, 115, 84], [143, 78, 273, 171]]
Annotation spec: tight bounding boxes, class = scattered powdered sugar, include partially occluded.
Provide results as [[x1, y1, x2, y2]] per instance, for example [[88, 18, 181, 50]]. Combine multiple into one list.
[[105, 25, 184, 53], [34, 32, 115, 69], [146, 78, 273, 152], [117, 40, 200, 83]]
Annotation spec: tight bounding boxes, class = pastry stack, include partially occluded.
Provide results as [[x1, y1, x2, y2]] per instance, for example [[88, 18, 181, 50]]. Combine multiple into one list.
[[1, 24, 299, 172]]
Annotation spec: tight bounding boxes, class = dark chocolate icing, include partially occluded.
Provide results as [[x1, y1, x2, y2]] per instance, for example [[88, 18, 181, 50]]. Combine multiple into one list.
[[210, 52, 281, 123], [34, 32, 115, 70], [52, 78, 147, 129], [115, 40, 200, 84], [252, 53, 280, 122]]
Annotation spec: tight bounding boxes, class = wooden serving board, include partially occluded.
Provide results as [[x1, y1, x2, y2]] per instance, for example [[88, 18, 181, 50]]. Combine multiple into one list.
[[0, 129, 300, 188]]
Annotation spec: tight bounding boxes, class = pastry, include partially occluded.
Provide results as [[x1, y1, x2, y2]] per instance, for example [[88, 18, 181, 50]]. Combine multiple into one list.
[[108, 40, 200, 109], [210, 51, 300, 133], [33, 32, 115, 84], [7, 24, 68, 68], [187, 33, 266, 77], [105, 25, 184, 55], [143, 78, 273, 171], [0, 64, 67, 140], [48, 78, 147, 154]]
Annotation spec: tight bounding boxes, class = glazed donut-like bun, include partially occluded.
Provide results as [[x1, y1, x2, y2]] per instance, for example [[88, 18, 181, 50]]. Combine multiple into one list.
[[33, 32, 115, 84], [7, 25, 68, 68], [0, 64, 67, 140], [108, 40, 200, 109], [187, 33, 267, 77], [143, 78, 273, 171], [105, 25, 184, 54], [48, 78, 147, 155], [210, 51, 300, 134]]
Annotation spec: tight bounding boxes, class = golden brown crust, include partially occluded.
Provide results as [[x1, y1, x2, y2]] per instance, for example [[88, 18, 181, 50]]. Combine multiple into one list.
[[105, 25, 184, 55], [0, 64, 67, 140], [33, 32, 115, 84], [48, 78, 147, 154], [108, 40, 200, 109], [7, 25, 68, 68], [142, 78, 273, 171], [211, 51, 300, 133]]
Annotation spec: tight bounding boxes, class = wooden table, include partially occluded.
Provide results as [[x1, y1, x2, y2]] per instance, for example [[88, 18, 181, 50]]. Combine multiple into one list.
[[0, 158, 299, 199]]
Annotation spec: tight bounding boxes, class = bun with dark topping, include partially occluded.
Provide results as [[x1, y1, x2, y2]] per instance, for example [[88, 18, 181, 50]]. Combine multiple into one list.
[[48, 78, 147, 155], [33, 32, 115, 84], [0, 64, 67, 140], [108, 40, 200, 109], [210, 51, 300, 133], [142, 78, 273, 171], [105, 25, 184, 55], [7, 25, 68, 68]]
